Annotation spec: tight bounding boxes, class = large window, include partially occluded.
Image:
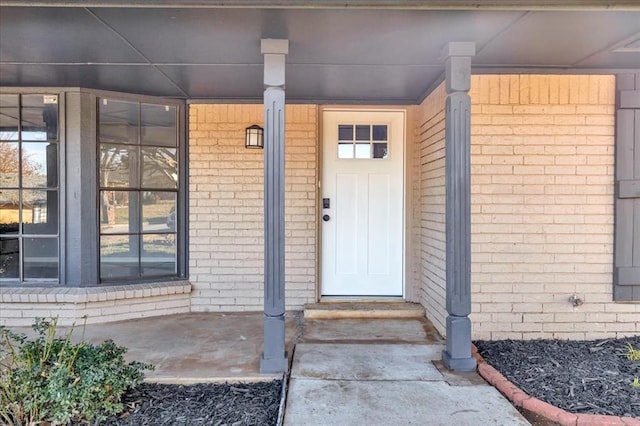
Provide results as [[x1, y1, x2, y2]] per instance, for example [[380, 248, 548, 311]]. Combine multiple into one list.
[[98, 98, 179, 281], [0, 94, 59, 282]]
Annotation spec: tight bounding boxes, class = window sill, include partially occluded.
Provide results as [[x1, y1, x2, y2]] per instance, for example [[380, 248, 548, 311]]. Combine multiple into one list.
[[0, 280, 191, 304]]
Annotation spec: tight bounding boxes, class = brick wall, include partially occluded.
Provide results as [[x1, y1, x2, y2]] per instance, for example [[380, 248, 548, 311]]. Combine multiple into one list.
[[414, 83, 448, 335], [469, 75, 640, 340], [188, 104, 318, 312], [0, 282, 192, 326]]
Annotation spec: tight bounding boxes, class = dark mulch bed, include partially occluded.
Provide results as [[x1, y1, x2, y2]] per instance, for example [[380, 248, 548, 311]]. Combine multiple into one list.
[[475, 336, 640, 418], [100, 380, 282, 426]]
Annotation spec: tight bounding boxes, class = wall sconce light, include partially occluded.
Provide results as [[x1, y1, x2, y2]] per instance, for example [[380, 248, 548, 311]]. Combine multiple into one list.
[[245, 124, 264, 149]]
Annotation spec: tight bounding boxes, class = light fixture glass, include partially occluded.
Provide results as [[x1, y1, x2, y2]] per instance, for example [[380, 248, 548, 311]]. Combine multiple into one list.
[[245, 124, 264, 149]]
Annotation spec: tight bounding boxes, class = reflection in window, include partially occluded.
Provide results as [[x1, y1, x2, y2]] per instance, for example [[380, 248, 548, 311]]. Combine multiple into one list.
[[98, 98, 179, 281], [0, 94, 59, 282], [336, 124, 388, 160]]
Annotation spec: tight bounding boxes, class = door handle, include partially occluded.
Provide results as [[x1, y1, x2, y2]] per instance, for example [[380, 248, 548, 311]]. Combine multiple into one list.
[[323, 214, 330, 222]]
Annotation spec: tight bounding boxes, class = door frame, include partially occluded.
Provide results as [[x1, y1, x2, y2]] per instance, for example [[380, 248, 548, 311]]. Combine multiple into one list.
[[317, 106, 411, 300]]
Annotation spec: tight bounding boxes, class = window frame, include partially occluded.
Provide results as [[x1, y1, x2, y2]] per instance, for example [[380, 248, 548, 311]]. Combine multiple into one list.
[[0, 91, 63, 284], [96, 96, 186, 283]]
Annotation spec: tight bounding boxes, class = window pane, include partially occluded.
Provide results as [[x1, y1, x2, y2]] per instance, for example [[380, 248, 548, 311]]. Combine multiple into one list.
[[0, 142, 19, 187], [23, 237, 57, 279], [355, 143, 371, 159], [0, 190, 19, 234], [373, 143, 388, 159], [141, 104, 177, 147], [372, 125, 387, 141], [22, 190, 57, 235], [338, 143, 353, 159], [355, 125, 370, 141], [141, 234, 176, 276], [338, 125, 353, 141], [100, 235, 139, 279], [99, 99, 139, 145], [142, 147, 177, 189], [0, 238, 19, 278], [100, 144, 137, 188], [0, 95, 19, 141], [21, 95, 58, 141], [142, 192, 176, 233], [100, 191, 139, 234], [22, 142, 57, 188]]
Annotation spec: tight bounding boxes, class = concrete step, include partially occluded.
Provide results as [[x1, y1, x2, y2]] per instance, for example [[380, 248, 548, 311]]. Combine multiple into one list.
[[303, 301, 425, 319]]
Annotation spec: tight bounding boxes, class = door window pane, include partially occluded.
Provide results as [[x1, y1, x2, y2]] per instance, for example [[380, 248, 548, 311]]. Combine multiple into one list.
[[23, 237, 57, 279], [0, 142, 19, 187], [99, 99, 139, 144], [355, 143, 371, 159], [338, 143, 354, 159], [141, 147, 177, 189], [141, 234, 176, 276], [373, 143, 388, 159], [338, 125, 353, 141], [355, 125, 370, 141], [0, 238, 19, 278], [372, 125, 387, 141], [100, 235, 139, 279], [141, 104, 177, 147]]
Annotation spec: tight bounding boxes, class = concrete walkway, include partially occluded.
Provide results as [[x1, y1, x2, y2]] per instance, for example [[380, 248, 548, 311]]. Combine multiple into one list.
[[285, 318, 530, 425]]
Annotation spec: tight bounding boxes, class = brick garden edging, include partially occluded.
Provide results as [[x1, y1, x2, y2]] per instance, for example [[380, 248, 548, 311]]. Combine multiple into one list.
[[471, 345, 640, 426]]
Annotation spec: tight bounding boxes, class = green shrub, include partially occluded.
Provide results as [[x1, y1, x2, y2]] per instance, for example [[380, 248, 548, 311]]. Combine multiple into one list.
[[0, 317, 153, 425]]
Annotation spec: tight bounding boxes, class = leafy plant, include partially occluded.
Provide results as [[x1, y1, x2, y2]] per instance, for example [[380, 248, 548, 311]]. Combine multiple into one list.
[[0, 317, 153, 425], [633, 378, 640, 389]]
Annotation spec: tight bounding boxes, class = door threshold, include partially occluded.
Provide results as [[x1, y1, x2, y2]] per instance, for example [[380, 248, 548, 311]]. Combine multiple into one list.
[[319, 296, 405, 302]]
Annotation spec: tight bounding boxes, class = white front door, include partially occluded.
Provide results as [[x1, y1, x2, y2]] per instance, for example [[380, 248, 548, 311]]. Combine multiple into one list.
[[321, 110, 405, 296]]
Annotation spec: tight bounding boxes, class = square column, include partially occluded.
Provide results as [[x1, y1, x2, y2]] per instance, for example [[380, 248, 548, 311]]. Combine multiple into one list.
[[441, 42, 477, 372], [260, 38, 289, 374]]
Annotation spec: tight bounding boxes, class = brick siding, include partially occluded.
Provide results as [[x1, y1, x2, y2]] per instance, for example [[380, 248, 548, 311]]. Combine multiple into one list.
[[413, 84, 448, 334], [469, 75, 639, 340], [188, 104, 317, 312], [0, 282, 192, 326]]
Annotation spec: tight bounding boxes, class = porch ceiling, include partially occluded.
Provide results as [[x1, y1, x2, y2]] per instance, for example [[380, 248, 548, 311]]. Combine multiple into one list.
[[0, 6, 639, 103]]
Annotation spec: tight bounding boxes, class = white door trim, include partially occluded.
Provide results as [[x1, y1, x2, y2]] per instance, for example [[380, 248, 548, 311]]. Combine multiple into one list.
[[319, 108, 406, 298]]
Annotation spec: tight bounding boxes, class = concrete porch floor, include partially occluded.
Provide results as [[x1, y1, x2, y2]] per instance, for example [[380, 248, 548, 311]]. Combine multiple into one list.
[[76, 312, 302, 383], [7, 309, 443, 382], [5, 310, 531, 424]]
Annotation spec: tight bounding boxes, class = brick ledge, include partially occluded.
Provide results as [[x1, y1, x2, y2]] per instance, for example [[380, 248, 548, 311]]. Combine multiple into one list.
[[472, 344, 640, 426], [0, 281, 192, 304]]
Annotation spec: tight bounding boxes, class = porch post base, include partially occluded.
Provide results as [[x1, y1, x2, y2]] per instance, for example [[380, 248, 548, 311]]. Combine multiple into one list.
[[442, 315, 476, 372], [260, 314, 288, 374]]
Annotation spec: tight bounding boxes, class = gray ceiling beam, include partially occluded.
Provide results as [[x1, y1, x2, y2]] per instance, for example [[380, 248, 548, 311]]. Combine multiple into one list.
[[2, 0, 640, 9]]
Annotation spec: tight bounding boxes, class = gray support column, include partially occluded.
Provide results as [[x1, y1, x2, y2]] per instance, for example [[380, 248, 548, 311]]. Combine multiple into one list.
[[260, 38, 289, 374], [64, 91, 99, 286], [441, 42, 477, 372]]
